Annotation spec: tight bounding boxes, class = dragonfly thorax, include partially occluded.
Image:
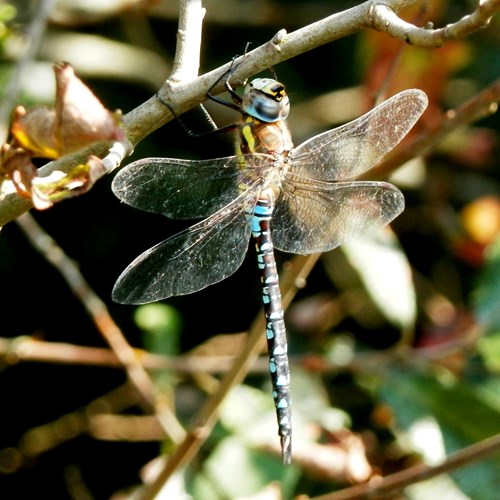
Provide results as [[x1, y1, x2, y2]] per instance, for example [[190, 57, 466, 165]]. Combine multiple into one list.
[[242, 78, 290, 123], [238, 114, 293, 156]]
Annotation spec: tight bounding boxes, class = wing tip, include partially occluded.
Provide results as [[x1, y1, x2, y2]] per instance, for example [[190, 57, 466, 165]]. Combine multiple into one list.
[[399, 88, 429, 112]]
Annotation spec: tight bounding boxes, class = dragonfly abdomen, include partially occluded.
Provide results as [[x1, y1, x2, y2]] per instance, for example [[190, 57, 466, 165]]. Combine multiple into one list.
[[250, 195, 292, 465]]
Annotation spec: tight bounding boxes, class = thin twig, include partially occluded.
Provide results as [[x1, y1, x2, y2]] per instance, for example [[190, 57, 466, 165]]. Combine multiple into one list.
[[0, 335, 241, 373], [168, 0, 205, 83], [0, 384, 139, 472], [0, 316, 484, 375], [371, 0, 500, 47], [312, 433, 500, 500], [15, 212, 185, 444]]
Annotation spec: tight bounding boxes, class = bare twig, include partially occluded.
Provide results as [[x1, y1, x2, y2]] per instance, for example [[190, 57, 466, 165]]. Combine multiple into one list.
[[371, 0, 500, 47], [15, 212, 185, 444], [0, 384, 139, 472], [168, 0, 205, 83], [0, 335, 240, 373], [1, 0, 499, 226], [0, 316, 484, 375], [312, 433, 500, 500]]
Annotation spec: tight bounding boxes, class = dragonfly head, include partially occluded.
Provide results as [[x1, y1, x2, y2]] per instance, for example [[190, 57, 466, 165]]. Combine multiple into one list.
[[242, 78, 290, 123]]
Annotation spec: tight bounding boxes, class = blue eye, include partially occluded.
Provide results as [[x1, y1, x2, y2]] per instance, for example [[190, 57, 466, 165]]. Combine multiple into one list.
[[242, 79, 290, 122]]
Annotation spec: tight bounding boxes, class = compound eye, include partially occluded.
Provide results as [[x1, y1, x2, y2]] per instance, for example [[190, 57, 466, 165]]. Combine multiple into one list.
[[242, 79, 290, 122]]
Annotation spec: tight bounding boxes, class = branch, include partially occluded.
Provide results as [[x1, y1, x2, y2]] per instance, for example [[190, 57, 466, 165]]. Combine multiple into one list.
[[1, 0, 499, 226], [0, 384, 140, 471], [0, 335, 241, 373], [312, 433, 500, 500], [168, 0, 205, 83], [0, 317, 484, 375], [371, 0, 500, 47]]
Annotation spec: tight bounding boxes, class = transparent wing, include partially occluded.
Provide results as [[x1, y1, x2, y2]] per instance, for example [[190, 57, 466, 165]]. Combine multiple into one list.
[[112, 189, 259, 304], [289, 89, 428, 180], [112, 154, 273, 219], [272, 176, 404, 254]]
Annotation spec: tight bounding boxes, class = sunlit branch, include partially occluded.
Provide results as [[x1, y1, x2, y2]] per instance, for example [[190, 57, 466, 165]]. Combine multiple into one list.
[[168, 0, 205, 82], [0, 335, 240, 373], [0, 317, 484, 375], [313, 433, 500, 500], [101, 141, 130, 174], [371, 0, 500, 46]]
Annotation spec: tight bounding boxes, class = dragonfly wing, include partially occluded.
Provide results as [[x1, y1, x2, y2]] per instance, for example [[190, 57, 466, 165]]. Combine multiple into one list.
[[272, 178, 404, 254], [112, 190, 258, 304], [112, 156, 244, 219], [289, 89, 428, 180]]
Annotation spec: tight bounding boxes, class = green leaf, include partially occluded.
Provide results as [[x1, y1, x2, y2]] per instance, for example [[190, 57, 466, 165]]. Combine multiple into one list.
[[472, 235, 500, 331], [380, 367, 500, 499], [192, 435, 300, 499], [135, 303, 183, 389], [135, 303, 182, 355], [477, 332, 500, 373], [332, 228, 416, 329]]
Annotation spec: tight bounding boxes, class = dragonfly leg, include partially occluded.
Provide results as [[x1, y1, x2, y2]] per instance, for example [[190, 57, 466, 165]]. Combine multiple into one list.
[[156, 92, 238, 137], [206, 52, 249, 110]]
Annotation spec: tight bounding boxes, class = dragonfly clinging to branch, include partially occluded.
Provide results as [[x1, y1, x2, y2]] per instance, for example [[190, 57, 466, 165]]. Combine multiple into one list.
[[112, 69, 428, 465]]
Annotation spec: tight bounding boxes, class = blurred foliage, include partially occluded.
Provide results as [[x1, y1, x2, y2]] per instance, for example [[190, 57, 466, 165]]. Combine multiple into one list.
[[0, 0, 499, 499]]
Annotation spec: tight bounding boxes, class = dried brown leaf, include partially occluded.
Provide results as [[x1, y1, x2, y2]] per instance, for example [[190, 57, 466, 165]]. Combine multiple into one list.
[[10, 62, 124, 159], [10, 106, 59, 159], [53, 62, 124, 154]]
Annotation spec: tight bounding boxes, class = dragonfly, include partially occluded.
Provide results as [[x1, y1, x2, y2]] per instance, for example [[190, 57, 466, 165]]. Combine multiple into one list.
[[112, 72, 428, 465]]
